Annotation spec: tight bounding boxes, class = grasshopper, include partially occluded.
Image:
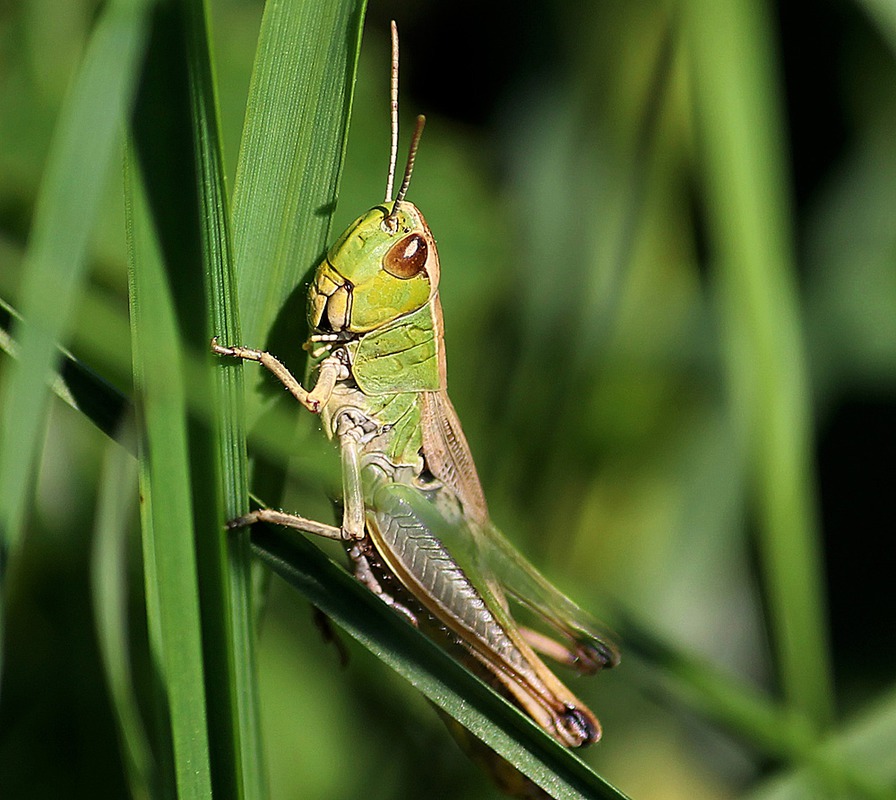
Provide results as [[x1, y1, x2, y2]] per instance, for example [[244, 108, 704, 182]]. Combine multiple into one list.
[[214, 19, 618, 780]]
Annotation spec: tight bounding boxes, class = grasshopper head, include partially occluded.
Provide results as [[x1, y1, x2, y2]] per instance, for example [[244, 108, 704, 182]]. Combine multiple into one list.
[[308, 200, 440, 334]]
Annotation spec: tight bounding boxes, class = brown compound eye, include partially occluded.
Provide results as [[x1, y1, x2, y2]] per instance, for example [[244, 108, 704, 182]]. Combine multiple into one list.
[[383, 233, 428, 279]]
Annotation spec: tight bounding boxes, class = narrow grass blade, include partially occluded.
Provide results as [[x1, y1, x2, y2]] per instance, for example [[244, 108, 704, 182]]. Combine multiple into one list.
[[855, 0, 896, 57], [745, 686, 896, 800], [0, 0, 151, 675], [0, 297, 132, 444], [683, 0, 834, 730], [180, 0, 262, 793], [126, 153, 212, 798], [251, 524, 631, 800], [91, 432, 154, 800], [615, 607, 886, 798]]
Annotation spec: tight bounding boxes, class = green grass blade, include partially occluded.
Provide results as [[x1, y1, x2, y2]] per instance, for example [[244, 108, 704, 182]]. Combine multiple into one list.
[[0, 297, 132, 443], [217, 2, 370, 788], [855, 0, 896, 56], [683, 0, 834, 730], [745, 686, 896, 800], [183, 0, 262, 794], [250, 524, 631, 800], [231, 0, 368, 350], [616, 608, 887, 797], [0, 0, 151, 675], [126, 151, 212, 798], [221, 0, 368, 546], [91, 432, 154, 800], [219, 8, 371, 780], [130, 0, 263, 795]]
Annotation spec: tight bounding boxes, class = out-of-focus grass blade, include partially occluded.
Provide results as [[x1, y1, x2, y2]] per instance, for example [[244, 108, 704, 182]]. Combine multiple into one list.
[[855, 0, 896, 56], [616, 608, 888, 798], [0, 297, 132, 444], [0, 0, 151, 672], [250, 524, 631, 800], [91, 432, 153, 800], [683, 0, 834, 731], [126, 153, 211, 798], [3, 284, 304, 473], [2, 287, 326, 482], [745, 686, 896, 800]]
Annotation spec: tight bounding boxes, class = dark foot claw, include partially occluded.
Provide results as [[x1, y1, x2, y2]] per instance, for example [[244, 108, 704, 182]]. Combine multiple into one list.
[[225, 513, 256, 530]]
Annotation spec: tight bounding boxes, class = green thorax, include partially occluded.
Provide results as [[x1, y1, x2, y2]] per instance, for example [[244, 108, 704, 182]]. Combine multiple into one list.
[[345, 302, 440, 395], [314, 301, 440, 469]]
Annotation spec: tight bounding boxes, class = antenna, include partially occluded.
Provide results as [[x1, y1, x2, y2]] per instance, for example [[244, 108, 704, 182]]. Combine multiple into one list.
[[382, 22, 427, 230], [384, 20, 400, 202], [384, 115, 426, 230], [395, 115, 425, 205]]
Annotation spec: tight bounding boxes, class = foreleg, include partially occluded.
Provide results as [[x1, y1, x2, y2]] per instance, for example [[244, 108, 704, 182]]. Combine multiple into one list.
[[226, 508, 343, 540], [211, 336, 343, 413]]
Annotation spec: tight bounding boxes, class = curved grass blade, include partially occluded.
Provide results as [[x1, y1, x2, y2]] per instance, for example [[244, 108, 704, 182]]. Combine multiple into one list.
[[0, 297, 132, 444], [855, 0, 896, 58], [250, 524, 631, 800], [91, 431, 154, 800], [0, 0, 152, 679], [614, 606, 887, 798], [1, 289, 325, 478], [744, 686, 896, 800]]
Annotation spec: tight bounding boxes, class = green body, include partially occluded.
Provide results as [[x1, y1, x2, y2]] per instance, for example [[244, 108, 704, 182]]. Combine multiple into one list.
[[304, 199, 617, 750]]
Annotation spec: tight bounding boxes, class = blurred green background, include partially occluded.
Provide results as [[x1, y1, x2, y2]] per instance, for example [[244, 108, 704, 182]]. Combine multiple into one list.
[[1, 0, 895, 798]]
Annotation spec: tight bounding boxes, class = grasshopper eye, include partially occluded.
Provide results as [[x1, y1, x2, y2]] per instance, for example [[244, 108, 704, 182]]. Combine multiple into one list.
[[383, 233, 428, 279]]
